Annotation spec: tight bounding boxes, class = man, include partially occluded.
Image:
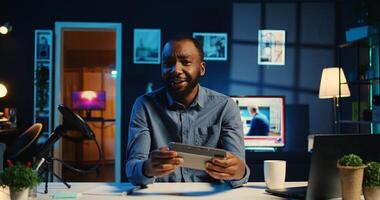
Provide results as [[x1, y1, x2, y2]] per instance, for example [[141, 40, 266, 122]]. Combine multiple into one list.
[[247, 106, 270, 136], [126, 36, 250, 188]]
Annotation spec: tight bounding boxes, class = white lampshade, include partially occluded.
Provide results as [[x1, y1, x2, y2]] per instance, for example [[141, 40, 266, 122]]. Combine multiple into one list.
[[0, 83, 7, 98], [319, 67, 350, 99], [0, 23, 12, 35]]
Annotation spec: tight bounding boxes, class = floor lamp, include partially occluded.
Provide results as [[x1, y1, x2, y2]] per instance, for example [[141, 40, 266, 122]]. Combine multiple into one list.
[[319, 67, 351, 133]]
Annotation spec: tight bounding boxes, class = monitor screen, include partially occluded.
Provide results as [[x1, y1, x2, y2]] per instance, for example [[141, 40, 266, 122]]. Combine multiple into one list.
[[72, 91, 106, 110], [231, 96, 285, 148]]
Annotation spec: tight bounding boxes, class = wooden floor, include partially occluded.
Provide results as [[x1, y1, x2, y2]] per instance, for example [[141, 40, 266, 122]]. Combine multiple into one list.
[[62, 161, 114, 182]]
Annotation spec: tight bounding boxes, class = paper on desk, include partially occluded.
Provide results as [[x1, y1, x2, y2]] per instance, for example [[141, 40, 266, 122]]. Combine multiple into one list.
[[82, 184, 134, 196], [53, 192, 81, 199]]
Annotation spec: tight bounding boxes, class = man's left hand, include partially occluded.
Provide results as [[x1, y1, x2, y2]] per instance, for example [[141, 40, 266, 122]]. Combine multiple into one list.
[[205, 152, 246, 180]]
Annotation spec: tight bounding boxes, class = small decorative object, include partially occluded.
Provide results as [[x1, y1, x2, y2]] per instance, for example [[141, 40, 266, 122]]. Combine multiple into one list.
[[337, 154, 366, 200], [363, 161, 380, 200], [0, 163, 41, 200]]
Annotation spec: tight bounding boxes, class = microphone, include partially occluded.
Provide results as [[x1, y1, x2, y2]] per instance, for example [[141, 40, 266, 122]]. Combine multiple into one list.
[[36, 125, 66, 160]]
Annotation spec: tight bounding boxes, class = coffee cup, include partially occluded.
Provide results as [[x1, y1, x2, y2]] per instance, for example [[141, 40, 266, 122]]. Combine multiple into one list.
[[264, 160, 286, 189]]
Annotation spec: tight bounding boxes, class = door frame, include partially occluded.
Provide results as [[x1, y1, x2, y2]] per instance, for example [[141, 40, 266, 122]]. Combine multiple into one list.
[[54, 22, 122, 182]]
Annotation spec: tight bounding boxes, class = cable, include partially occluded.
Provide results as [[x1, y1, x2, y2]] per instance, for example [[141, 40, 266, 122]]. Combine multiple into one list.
[[52, 137, 102, 174]]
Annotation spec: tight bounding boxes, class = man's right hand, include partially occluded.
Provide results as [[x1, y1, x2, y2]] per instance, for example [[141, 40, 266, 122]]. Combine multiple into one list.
[[143, 146, 183, 177]]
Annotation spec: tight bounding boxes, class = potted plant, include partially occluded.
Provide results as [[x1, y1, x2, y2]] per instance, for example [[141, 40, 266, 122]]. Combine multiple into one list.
[[363, 161, 380, 200], [337, 153, 366, 200], [0, 163, 41, 200]]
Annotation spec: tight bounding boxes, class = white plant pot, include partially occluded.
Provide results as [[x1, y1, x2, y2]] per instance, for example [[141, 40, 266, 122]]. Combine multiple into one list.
[[363, 187, 380, 200], [10, 188, 29, 200]]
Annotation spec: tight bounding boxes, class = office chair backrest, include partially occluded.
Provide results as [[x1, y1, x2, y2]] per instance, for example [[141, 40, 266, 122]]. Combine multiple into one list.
[[7, 123, 43, 162]]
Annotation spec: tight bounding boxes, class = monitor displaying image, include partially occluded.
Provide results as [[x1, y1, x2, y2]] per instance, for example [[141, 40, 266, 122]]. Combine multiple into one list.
[[72, 91, 106, 111], [231, 96, 285, 148]]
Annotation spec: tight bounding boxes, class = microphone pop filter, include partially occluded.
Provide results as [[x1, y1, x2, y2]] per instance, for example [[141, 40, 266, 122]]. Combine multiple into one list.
[[58, 104, 95, 139]]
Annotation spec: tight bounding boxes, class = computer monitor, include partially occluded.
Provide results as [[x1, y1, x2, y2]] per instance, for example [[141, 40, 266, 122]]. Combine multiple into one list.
[[231, 96, 285, 149], [71, 91, 106, 118]]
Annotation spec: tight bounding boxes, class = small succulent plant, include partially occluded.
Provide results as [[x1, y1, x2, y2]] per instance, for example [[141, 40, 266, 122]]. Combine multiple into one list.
[[338, 153, 364, 167], [363, 161, 380, 187], [0, 163, 41, 192]]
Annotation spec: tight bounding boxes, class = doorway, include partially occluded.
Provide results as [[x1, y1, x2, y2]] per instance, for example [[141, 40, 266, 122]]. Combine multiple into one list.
[[54, 22, 122, 182]]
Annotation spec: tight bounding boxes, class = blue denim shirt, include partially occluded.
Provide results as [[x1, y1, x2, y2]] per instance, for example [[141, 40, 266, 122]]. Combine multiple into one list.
[[126, 86, 250, 187]]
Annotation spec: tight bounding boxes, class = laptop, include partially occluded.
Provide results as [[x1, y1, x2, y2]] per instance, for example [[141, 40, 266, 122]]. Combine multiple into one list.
[[265, 134, 380, 199]]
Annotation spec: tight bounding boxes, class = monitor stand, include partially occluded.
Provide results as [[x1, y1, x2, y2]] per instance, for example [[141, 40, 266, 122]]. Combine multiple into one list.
[[85, 109, 92, 119], [83, 110, 103, 121]]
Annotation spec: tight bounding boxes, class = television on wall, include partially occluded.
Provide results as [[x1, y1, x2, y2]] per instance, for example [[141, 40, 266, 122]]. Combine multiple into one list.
[[231, 96, 285, 149], [72, 91, 106, 118]]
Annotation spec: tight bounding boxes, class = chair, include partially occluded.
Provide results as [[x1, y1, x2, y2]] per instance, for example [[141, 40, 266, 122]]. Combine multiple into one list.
[[5, 123, 43, 163]]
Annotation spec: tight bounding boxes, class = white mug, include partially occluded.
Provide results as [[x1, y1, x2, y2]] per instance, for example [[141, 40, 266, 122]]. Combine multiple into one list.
[[264, 160, 286, 189]]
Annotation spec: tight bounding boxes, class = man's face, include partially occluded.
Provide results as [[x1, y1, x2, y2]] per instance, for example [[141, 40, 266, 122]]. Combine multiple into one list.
[[161, 40, 205, 98]]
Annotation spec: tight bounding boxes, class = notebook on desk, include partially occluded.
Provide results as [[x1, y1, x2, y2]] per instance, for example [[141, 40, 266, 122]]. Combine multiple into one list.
[[265, 134, 380, 200]]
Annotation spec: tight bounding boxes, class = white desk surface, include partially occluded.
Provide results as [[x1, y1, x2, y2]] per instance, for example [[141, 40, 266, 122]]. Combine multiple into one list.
[[17, 182, 307, 200]]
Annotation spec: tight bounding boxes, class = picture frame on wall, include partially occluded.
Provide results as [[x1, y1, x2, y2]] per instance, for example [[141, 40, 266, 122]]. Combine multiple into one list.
[[133, 29, 161, 64], [258, 30, 286, 65], [34, 29, 53, 134], [36, 31, 52, 60], [193, 32, 227, 61]]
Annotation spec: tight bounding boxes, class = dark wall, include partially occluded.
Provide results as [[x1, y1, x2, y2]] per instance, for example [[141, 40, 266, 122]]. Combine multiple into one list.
[[0, 0, 232, 124], [1, 0, 342, 181], [0, 0, 233, 181]]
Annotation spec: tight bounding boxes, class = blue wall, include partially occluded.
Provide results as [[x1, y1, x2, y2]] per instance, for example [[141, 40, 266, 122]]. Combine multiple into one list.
[[0, 0, 342, 181], [229, 2, 336, 134]]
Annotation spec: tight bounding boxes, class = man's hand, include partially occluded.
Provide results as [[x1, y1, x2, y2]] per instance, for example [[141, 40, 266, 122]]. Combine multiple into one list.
[[205, 152, 246, 180], [143, 147, 184, 177]]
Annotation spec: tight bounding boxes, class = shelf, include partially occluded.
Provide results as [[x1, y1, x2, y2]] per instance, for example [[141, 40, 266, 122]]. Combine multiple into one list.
[[339, 120, 372, 125], [338, 29, 380, 134], [349, 78, 380, 85], [339, 33, 379, 48]]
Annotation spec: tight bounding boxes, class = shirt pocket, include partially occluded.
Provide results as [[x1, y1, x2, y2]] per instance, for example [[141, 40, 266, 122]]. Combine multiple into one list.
[[194, 125, 220, 147]]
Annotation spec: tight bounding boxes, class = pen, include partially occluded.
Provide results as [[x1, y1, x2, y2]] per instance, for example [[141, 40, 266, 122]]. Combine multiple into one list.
[[126, 185, 148, 195], [34, 158, 45, 171]]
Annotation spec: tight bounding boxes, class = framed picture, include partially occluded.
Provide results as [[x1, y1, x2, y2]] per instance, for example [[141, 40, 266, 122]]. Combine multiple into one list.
[[34, 29, 53, 135], [258, 30, 286, 65], [36, 31, 52, 60], [193, 32, 227, 61], [133, 29, 161, 64]]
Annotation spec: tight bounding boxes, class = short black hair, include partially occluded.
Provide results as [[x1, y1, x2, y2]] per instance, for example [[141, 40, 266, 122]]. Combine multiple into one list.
[[168, 35, 204, 61]]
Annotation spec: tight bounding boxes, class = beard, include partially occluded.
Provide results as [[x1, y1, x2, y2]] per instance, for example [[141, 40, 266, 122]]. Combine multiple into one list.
[[163, 72, 200, 100]]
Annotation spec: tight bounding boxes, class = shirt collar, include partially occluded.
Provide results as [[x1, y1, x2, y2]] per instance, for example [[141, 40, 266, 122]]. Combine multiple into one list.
[[165, 85, 206, 109]]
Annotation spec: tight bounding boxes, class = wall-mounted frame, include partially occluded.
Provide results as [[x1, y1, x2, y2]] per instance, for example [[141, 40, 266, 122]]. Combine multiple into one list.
[[193, 32, 228, 61], [258, 30, 286, 65], [133, 29, 161, 64], [34, 30, 53, 135]]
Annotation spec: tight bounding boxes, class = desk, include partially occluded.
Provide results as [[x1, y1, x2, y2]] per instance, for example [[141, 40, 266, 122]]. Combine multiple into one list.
[[30, 182, 307, 200], [0, 127, 18, 135]]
